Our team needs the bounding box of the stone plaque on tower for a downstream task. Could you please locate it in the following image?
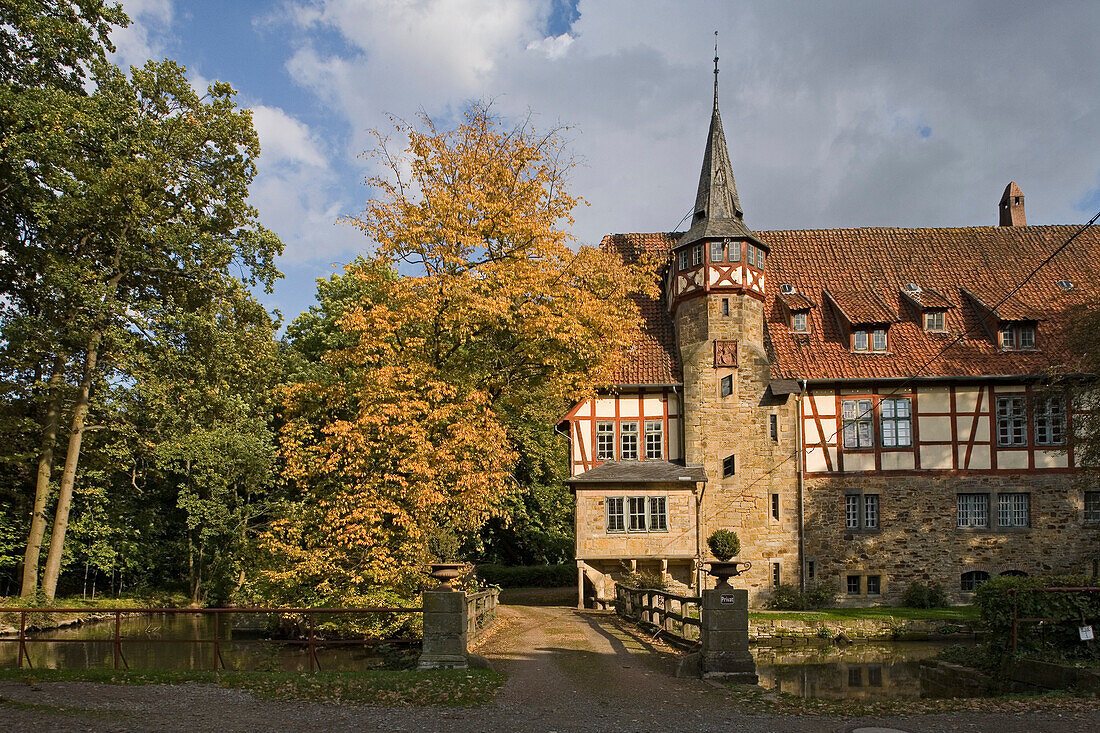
[714,340,738,368]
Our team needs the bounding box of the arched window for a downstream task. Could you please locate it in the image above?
[999,570,1028,577]
[961,570,990,592]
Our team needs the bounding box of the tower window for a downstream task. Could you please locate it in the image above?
[772,562,781,587]
[769,414,778,441]
[710,241,724,262]
[721,298,730,316]
[692,245,703,266]
[771,493,780,520]
[719,374,733,397]
[755,247,765,268]
[678,249,689,271]
[747,244,756,267]
[722,454,735,478]
[729,242,741,262]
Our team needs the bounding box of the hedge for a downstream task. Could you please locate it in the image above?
[973,574,1100,660]
[475,564,576,588]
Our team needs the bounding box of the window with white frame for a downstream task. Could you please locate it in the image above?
[628,496,647,531]
[620,421,639,460]
[999,324,1016,349]
[747,244,756,267]
[755,246,766,268]
[1019,325,1035,348]
[729,241,741,261]
[1000,323,1036,350]
[845,493,879,530]
[596,421,615,461]
[872,328,887,351]
[1035,396,1066,446]
[678,249,689,271]
[957,493,989,529]
[842,399,874,449]
[996,396,1027,446]
[644,420,663,459]
[792,311,808,332]
[692,244,703,266]
[710,241,724,262]
[853,330,869,351]
[1085,491,1100,524]
[648,496,668,531]
[924,311,946,331]
[606,495,668,533]
[997,493,1030,528]
[880,398,912,447]
[606,497,625,532]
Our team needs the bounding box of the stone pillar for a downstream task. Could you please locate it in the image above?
[417,590,468,670]
[700,588,757,682]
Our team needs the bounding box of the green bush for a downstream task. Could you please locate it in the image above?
[706,529,740,561]
[617,569,668,591]
[766,583,836,610]
[902,581,948,609]
[475,564,575,588]
[973,574,1100,661]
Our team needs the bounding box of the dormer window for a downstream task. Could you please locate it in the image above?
[924,311,946,332]
[853,328,887,353]
[792,312,808,333]
[999,323,1036,350]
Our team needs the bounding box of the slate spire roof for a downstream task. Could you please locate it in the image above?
[680,53,757,247]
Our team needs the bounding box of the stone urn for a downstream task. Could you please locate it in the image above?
[428,562,468,591]
[706,560,751,588]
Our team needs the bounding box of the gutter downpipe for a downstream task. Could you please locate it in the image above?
[797,379,807,594]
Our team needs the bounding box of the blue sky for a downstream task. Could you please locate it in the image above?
[112,0,1100,326]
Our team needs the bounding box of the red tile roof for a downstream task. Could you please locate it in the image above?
[824,289,898,324]
[777,291,816,311]
[601,226,1100,383]
[601,234,681,384]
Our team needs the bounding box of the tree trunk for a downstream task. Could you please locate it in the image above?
[21,359,66,597]
[41,334,101,601]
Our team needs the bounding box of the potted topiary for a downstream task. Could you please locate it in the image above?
[706,529,750,587]
[426,529,468,591]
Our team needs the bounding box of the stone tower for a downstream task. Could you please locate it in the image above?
[666,60,801,601]
[999,181,1026,226]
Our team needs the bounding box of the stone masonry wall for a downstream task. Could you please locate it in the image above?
[804,472,1100,605]
[677,291,802,607]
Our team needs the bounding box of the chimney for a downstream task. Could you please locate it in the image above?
[998,181,1026,226]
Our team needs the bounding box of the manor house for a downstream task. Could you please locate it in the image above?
[562,79,1100,608]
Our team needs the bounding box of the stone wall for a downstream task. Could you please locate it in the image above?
[677,291,802,607]
[804,472,1100,605]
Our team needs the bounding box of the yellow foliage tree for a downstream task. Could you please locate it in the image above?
[254,103,656,607]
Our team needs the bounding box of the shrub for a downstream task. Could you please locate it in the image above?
[973,573,1100,661]
[475,564,576,588]
[902,581,948,609]
[617,569,668,591]
[766,583,835,610]
[706,529,741,561]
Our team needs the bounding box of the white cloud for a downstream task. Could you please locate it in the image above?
[251,105,328,168]
[111,0,174,69]
[271,0,1100,251]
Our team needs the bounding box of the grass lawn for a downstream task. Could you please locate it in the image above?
[0,593,189,610]
[749,606,979,622]
[0,667,505,707]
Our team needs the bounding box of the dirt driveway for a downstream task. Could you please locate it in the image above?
[1,601,1099,732]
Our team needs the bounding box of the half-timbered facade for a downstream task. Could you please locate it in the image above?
[564,77,1100,608]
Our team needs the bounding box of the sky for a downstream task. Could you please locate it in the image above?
[110,0,1100,325]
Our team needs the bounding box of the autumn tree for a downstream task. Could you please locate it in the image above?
[257,104,655,607]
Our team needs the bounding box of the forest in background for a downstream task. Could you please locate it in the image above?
[0,1,651,607]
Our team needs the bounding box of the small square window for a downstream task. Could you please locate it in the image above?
[866,575,881,594]
[720,374,733,398]
[846,575,861,595]
[924,311,946,331]
[792,311,808,332]
[722,454,735,478]
[1085,491,1100,524]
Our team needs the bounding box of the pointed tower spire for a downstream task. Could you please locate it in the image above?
[681,36,752,247]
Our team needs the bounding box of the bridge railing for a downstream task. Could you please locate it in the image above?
[615,585,701,647]
[465,588,499,645]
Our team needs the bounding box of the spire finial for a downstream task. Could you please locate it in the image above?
[713,30,719,110]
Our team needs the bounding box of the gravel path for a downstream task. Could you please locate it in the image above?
[2,602,1099,732]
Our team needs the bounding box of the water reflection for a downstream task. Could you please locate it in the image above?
[0,613,411,672]
[753,641,962,700]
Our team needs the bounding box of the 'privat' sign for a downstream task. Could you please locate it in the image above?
[1080,625,1094,641]
[720,594,737,605]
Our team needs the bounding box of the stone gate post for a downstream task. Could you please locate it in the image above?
[699,587,757,682]
[417,590,469,670]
